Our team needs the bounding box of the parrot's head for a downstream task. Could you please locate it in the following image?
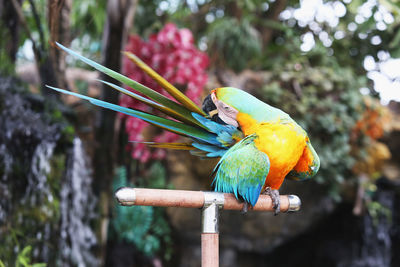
[202,87,262,128]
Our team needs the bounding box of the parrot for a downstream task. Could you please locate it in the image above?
[48,43,320,214]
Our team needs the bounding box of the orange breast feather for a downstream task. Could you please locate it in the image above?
[292,139,315,174]
[237,113,307,190]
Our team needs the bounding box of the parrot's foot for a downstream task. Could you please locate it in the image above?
[263,187,280,215]
[241,202,250,214]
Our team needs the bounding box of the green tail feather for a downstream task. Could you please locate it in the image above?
[56,42,200,125]
[98,79,205,128]
[47,85,219,145]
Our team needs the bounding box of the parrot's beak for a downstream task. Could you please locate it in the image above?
[202,94,216,114]
[201,93,228,125]
[208,109,218,117]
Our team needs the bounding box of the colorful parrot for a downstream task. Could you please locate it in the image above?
[48,43,320,214]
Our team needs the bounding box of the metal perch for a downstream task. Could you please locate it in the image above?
[115,187,301,267]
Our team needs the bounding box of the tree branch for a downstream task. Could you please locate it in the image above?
[10,0,38,54]
[11,0,59,97]
[27,0,46,52]
[93,0,138,265]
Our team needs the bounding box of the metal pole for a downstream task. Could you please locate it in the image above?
[201,192,224,267]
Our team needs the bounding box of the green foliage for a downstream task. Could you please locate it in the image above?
[75,80,89,95]
[71,0,107,39]
[21,0,50,49]
[134,0,165,36]
[367,201,392,227]
[0,44,15,76]
[208,18,261,72]
[68,0,105,64]
[0,154,64,265]
[15,246,46,267]
[111,162,173,260]
[0,246,46,267]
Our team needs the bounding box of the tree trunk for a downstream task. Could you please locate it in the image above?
[26,0,58,97]
[48,0,72,90]
[9,0,60,97]
[0,0,21,67]
[93,0,137,265]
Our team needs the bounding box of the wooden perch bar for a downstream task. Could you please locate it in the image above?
[114,187,301,212]
[115,187,301,267]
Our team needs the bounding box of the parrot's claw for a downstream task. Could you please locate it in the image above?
[263,187,281,215]
[241,202,249,214]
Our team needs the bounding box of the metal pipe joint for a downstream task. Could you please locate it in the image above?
[202,192,225,234]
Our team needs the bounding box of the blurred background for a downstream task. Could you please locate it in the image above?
[1,0,400,266]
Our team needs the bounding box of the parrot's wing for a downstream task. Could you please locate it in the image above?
[143,113,243,158]
[189,112,244,157]
[286,139,320,181]
[213,135,270,207]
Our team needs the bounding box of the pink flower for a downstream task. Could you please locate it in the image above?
[119,23,209,162]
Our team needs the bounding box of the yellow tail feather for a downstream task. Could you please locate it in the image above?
[123,51,206,116]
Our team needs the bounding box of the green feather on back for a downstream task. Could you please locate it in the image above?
[213,134,270,206]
